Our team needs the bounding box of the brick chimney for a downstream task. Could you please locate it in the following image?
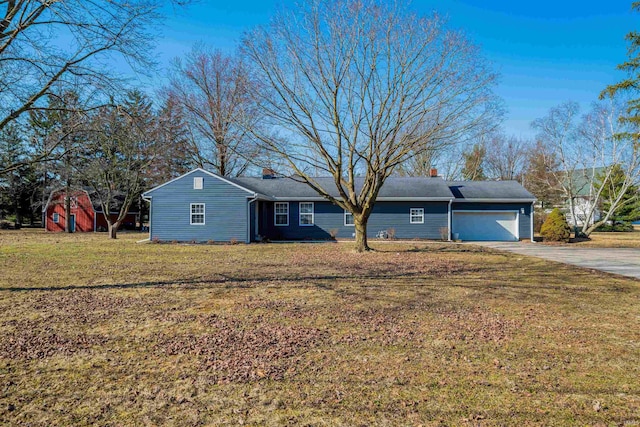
[262,168,276,179]
[429,168,438,177]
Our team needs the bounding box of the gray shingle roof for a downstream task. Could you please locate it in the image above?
[230,176,454,200]
[446,180,535,201]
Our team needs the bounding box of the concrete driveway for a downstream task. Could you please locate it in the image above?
[472,242,640,280]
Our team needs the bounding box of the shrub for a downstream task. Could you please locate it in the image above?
[386,228,396,240]
[540,208,571,242]
[595,222,635,232]
[439,227,449,241]
[229,237,238,245]
[329,229,339,240]
[0,220,12,230]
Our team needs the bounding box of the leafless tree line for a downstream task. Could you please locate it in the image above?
[1,0,638,244]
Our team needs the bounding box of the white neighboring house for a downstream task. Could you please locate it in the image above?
[568,196,600,227]
[563,167,605,227]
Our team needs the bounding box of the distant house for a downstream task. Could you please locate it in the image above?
[565,167,605,227]
[142,168,536,243]
[43,189,138,232]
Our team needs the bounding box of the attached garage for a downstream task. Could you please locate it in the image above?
[452,210,519,241]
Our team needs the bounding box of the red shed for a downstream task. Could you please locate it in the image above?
[43,189,138,232]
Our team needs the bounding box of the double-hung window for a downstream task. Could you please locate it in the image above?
[299,202,314,226]
[410,208,424,224]
[275,202,289,226]
[344,210,354,226]
[190,203,205,225]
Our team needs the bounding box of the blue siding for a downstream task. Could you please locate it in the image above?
[259,200,449,240]
[452,202,532,240]
[149,170,252,242]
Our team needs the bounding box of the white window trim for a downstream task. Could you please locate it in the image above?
[274,202,289,226]
[190,203,205,225]
[53,212,59,223]
[193,177,203,190]
[299,202,314,226]
[344,210,354,226]
[410,208,424,224]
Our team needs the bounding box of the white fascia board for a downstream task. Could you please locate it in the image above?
[379,197,454,202]
[142,168,256,196]
[250,193,272,201]
[453,198,537,203]
[270,197,454,202]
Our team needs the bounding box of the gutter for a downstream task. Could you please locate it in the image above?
[448,199,453,241]
[453,198,537,203]
[530,201,535,243]
[142,195,152,240]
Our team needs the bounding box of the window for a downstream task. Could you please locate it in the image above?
[344,210,354,226]
[190,203,205,225]
[68,196,78,208]
[274,202,289,226]
[410,208,424,224]
[193,177,203,190]
[299,202,314,226]
[53,213,59,223]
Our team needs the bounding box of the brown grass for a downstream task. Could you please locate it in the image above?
[569,229,640,248]
[1,229,639,426]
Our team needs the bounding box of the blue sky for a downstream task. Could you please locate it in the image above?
[148,0,637,138]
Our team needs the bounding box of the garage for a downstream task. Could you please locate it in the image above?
[452,211,519,241]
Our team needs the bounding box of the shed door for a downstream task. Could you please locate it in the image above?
[452,211,518,241]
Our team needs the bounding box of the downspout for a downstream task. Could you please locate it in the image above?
[246,194,258,243]
[448,199,453,241]
[142,195,152,240]
[530,201,535,243]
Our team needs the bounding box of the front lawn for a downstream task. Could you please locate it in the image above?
[570,228,640,248]
[0,230,639,425]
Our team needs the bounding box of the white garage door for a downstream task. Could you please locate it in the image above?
[452,211,518,241]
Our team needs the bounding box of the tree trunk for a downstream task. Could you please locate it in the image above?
[65,193,72,233]
[108,221,121,239]
[354,216,370,252]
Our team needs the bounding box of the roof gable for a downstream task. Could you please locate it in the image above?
[143,168,256,197]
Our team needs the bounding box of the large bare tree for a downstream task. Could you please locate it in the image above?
[82,90,158,239]
[243,0,500,252]
[484,133,530,181]
[165,45,261,176]
[0,0,186,175]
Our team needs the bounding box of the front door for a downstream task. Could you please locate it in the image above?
[69,214,76,232]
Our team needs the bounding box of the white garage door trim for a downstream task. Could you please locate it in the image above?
[452,210,519,241]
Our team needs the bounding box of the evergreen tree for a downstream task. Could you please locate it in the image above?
[600,2,640,140]
[149,94,193,186]
[540,208,571,242]
[0,124,37,224]
[29,91,88,232]
[596,164,640,223]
